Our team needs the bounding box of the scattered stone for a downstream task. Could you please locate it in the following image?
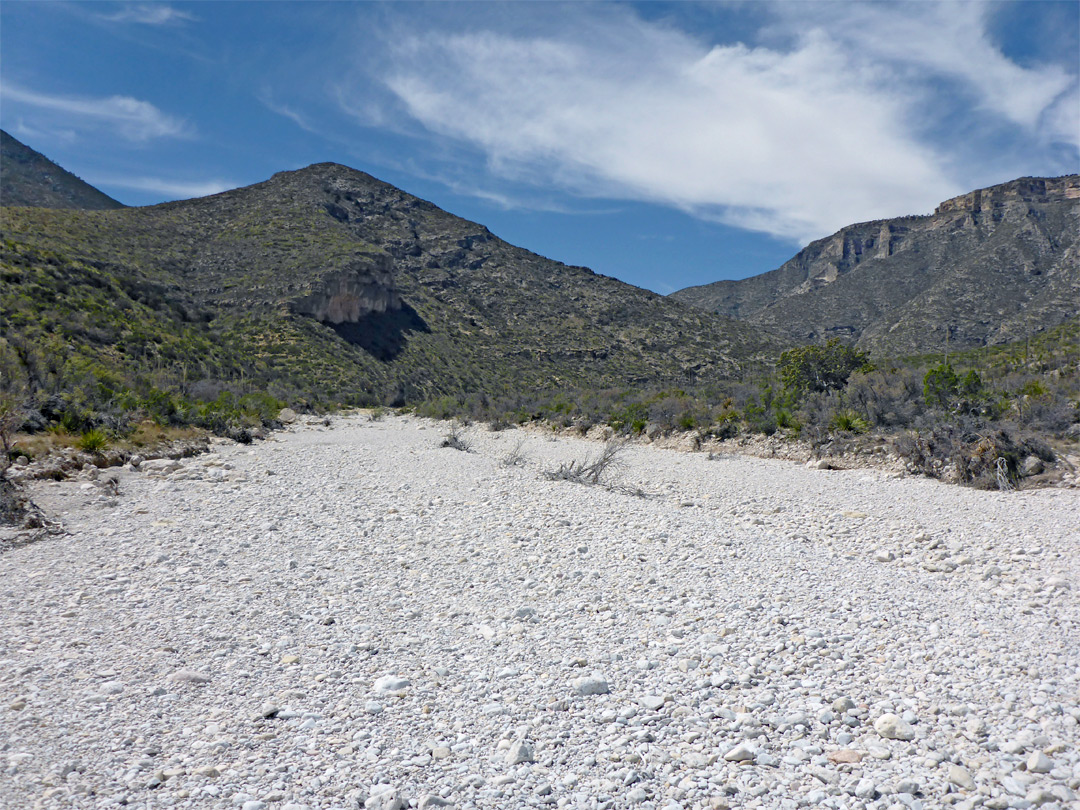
[365,787,403,810]
[506,739,535,765]
[166,668,210,685]
[723,743,756,762]
[259,702,280,718]
[572,675,610,695]
[373,675,410,693]
[854,778,877,799]
[827,749,863,764]
[832,697,856,713]
[874,713,915,740]
[949,765,976,790]
[1026,751,1052,774]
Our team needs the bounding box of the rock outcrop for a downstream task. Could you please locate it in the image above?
[290,254,400,324]
[672,175,1080,354]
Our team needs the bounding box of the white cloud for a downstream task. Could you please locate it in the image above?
[258,89,318,134]
[774,2,1077,145]
[89,175,233,199]
[1,84,191,141]
[341,3,1077,244]
[99,4,197,25]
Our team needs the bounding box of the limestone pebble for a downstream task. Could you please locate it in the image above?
[1,413,1077,810]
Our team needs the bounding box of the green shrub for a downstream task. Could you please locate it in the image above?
[780,339,873,399]
[77,428,109,454]
[676,413,697,431]
[829,410,870,434]
[609,402,648,434]
[775,408,800,432]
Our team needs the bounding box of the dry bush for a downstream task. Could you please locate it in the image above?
[545,441,624,485]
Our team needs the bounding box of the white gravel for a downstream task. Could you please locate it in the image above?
[2,414,1078,810]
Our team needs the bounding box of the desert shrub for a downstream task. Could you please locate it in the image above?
[608,402,648,435]
[500,440,528,467]
[440,424,472,452]
[545,441,624,485]
[774,408,800,432]
[891,417,1054,489]
[923,364,960,409]
[843,368,926,427]
[416,396,462,421]
[77,428,109,454]
[780,339,872,399]
[829,410,870,434]
[0,394,25,471]
[237,391,285,423]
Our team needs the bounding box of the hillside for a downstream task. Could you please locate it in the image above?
[0,130,124,211]
[672,176,1080,355]
[1,160,777,411]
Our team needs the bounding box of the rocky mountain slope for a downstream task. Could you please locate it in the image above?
[0,130,124,210]
[2,154,776,408]
[672,176,1080,355]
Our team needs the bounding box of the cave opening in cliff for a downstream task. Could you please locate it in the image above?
[328,303,430,361]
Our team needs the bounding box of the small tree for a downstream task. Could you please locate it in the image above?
[779,339,872,399]
[0,394,27,472]
[924,365,984,413]
[923,364,960,410]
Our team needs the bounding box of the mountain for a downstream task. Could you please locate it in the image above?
[671,176,1080,355]
[1,161,776,409]
[0,130,125,210]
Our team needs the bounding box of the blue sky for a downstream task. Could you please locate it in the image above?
[1,1,1077,293]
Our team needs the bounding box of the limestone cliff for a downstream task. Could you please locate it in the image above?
[671,175,1080,354]
[290,254,400,324]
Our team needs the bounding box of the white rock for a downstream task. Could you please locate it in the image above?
[874,713,915,740]
[854,778,877,799]
[167,668,210,684]
[723,743,756,762]
[373,675,410,693]
[572,675,610,695]
[506,739,535,765]
[948,765,976,790]
[365,787,403,810]
[1027,751,1052,773]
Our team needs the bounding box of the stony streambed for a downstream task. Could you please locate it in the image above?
[2,414,1077,810]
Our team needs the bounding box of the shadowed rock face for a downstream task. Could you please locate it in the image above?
[672,175,1080,354]
[291,254,400,324]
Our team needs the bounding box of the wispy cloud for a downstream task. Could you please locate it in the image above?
[88,175,233,199]
[258,88,318,134]
[98,4,197,25]
[771,2,1077,147]
[338,2,1077,244]
[1,84,192,141]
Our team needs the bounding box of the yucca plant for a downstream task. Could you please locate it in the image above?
[77,428,109,454]
[829,410,870,434]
